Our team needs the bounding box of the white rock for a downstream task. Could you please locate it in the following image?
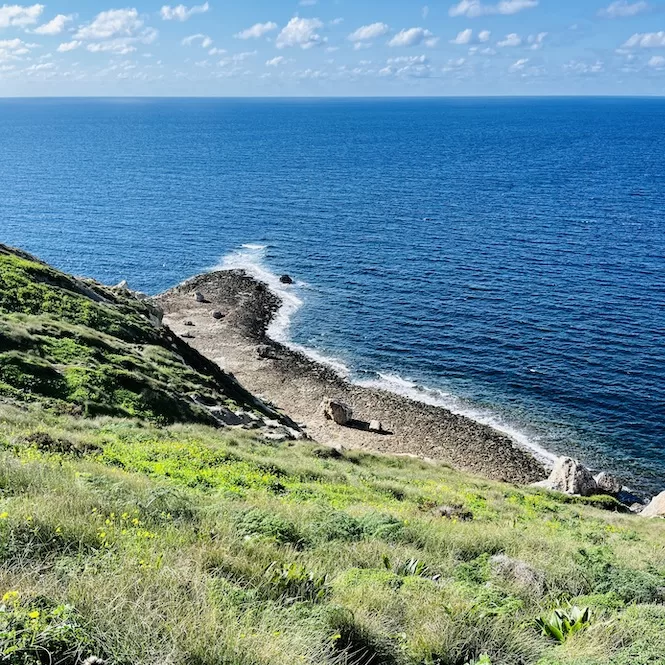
[594,472,623,495]
[535,457,598,497]
[369,420,383,433]
[640,491,665,518]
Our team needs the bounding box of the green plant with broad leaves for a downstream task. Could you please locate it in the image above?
[536,606,591,643]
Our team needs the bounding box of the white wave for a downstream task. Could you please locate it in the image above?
[217,245,557,465]
[355,372,557,466]
[217,245,351,376]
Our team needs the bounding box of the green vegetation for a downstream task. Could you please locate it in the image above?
[1,407,664,665]
[0,244,287,426]
[0,244,663,664]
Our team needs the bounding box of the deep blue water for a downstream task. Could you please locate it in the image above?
[1,98,663,491]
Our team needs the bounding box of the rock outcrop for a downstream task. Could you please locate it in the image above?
[533,457,598,496]
[640,491,665,518]
[594,472,623,495]
[321,398,353,426]
[279,274,294,285]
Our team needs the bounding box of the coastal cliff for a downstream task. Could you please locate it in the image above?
[0,245,664,665]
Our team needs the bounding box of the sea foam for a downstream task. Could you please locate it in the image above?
[218,244,557,466]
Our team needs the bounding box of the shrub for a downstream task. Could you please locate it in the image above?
[262,562,328,604]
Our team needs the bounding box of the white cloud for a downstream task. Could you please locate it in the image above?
[563,59,604,73]
[508,57,529,71]
[0,37,37,62]
[160,2,209,22]
[648,54,665,67]
[276,17,325,49]
[380,54,432,77]
[235,21,278,40]
[388,27,438,48]
[33,13,73,35]
[182,33,212,48]
[623,31,665,47]
[527,32,547,49]
[498,33,522,47]
[0,3,43,28]
[598,1,649,18]
[87,40,137,55]
[348,22,389,42]
[422,5,430,18]
[266,55,288,66]
[57,39,81,52]
[478,29,491,42]
[449,0,538,18]
[208,46,225,55]
[75,9,142,41]
[451,28,473,45]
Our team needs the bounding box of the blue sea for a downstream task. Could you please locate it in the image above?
[1,98,663,491]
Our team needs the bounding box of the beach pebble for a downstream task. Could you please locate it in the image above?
[194,291,206,302]
[369,420,384,433]
[279,274,294,285]
[321,398,352,426]
[184,320,195,327]
[212,310,225,320]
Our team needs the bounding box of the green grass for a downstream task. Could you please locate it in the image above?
[0,245,288,426]
[0,244,663,664]
[0,406,663,665]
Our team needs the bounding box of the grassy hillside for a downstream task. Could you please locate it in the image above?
[0,244,293,428]
[0,246,664,665]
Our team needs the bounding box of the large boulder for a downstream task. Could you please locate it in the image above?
[594,472,623,495]
[640,491,665,518]
[321,398,352,426]
[533,457,598,497]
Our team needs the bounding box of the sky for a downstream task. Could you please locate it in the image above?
[1,1,665,96]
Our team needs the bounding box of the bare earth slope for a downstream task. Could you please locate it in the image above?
[155,270,546,485]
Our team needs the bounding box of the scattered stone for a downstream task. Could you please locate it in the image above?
[368,420,384,433]
[212,310,225,320]
[182,332,195,339]
[490,554,545,593]
[594,472,623,495]
[194,291,206,303]
[640,491,665,518]
[532,457,598,497]
[113,280,129,291]
[279,274,294,285]
[257,345,277,360]
[321,398,353,426]
[82,658,105,665]
[312,445,345,459]
[630,503,645,514]
[432,504,473,521]
[184,320,195,327]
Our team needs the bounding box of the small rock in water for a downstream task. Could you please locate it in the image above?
[368,420,384,433]
[279,274,294,285]
[194,291,206,303]
[321,398,352,426]
[212,310,225,320]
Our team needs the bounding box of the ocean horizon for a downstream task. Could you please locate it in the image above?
[2,96,663,491]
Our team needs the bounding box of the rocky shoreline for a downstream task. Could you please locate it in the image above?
[151,268,665,513]
[155,269,547,485]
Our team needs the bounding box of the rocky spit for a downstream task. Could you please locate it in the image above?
[154,269,547,485]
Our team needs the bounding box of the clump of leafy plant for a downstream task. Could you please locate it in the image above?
[262,561,328,604]
[536,605,591,643]
[0,591,92,665]
[383,555,440,580]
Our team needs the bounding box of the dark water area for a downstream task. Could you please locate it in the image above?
[1,97,663,491]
